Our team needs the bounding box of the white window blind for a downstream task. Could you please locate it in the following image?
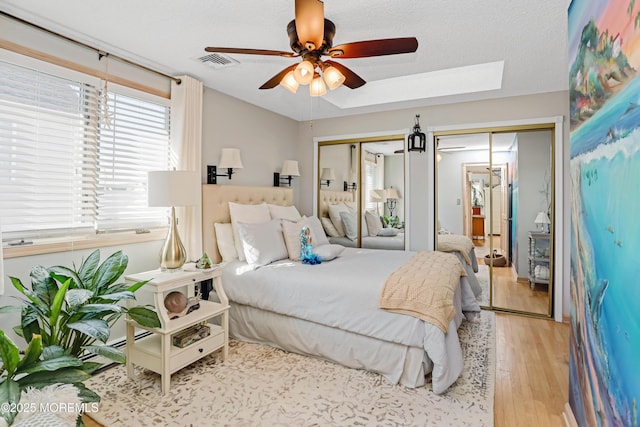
[364,160,379,212]
[0,60,171,240]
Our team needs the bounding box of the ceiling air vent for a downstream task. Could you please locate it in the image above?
[197,53,239,69]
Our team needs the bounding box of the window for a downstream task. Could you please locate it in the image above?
[0,59,171,241]
[364,159,380,212]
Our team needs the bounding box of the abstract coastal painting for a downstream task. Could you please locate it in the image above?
[569,0,640,425]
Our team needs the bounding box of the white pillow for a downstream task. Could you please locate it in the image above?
[229,202,271,261]
[214,223,237,262]
[361,213,369,237]
[377,227,399,237]
[328,203,350,237]
[344,201,357,213]
[339,211,358,241]
[365,211,382,237]
[321,217,340,238]
[302,215,330,246]
[268,204,302,222]
[237,219,288,268]
[314,244,345,261]
[282,220,317,261]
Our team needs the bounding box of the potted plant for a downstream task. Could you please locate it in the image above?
[0,249,160,425]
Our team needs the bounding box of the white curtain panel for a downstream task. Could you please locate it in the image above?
[171,76,204,262]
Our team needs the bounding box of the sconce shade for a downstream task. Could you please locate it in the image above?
[280,71,299,93]
[408,114,426,153]
[535,211,550,225]
[385,187,401,200]
[281,160,300,176]
[219,148,243,169]
[309,73,327,96]
[323,65,345,90]
[294,60,315,85]
[148,170,199,207]
[370,189,386,202]
[320,167,336,181]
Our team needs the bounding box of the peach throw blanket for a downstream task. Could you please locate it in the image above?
[378,251,466,332]
[437,234,474,266]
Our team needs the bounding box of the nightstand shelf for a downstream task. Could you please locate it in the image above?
[528,232,551,289]
[125,266,229,395]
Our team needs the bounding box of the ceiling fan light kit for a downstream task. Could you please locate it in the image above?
[204,0,418,97]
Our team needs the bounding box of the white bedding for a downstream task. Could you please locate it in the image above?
[221,247,480,393]
[328,233,405,250]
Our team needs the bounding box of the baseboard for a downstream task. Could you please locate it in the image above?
[563,402,578,427]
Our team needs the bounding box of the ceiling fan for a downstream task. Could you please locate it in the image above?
[205,0,418,96]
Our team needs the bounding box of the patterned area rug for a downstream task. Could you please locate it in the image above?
[477,263,490,307]
[86,311,495,427]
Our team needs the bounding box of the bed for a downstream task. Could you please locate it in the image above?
[202,184,481,394]
[318,189,405,250]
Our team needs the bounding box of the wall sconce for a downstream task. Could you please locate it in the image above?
[343,181,357,191]
[408,114,426,153]
[274,160,300,187]
[320,168,335,187]
[207,148,243,184]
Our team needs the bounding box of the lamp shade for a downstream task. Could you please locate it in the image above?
[320,167,336,181]
[309,73,327,97]
[385,188,401,200]
[148,170,199,207]
[323,65,345,90]
[281,160,300,177]
[293,60,314,85]
[219,148,243,169]
[535,211,550,225]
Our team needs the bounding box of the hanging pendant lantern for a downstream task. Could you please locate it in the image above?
[407,114,426,152]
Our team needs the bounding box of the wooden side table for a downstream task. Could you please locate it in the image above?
[125,266,229,395]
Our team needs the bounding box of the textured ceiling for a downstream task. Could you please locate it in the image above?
[0,0,569,121]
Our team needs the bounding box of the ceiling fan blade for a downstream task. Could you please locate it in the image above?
[259,64,298,89]
[205,47,297,58]
[324,60,365,89]
[295,0,325,51]
[328,37,418,59]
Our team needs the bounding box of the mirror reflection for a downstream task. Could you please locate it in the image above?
[436,129,553,317]
[317,139,405,250]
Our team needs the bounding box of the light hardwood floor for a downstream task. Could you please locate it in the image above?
[84,313,570,427]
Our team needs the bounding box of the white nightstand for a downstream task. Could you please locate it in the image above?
[124,265,229,395]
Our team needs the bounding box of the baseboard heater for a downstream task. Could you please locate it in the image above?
[82,330,152,375]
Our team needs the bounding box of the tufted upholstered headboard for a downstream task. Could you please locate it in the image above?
[319,190,355,218]
[201,184,294,264]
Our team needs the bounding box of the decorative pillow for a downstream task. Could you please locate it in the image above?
[302,215,330,246]
[328,203,350,237]
[268,204,302,222]
[344,201,357,213]
[214,223,237,262]
[365,210,382,237]
[321,216,340,238]
[282,219,317,261]
[377,227,399,237]
[339,211,358,241]
[314,244,345,261]
[237,219,288,268]
[361,213,369,237]
[229,202,271,261]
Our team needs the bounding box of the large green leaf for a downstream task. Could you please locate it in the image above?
[92,251,127,290]
[42,346,65,360]
[9,277,47,309]
[78,250,101,288]
[80,361,103,374]
[49,278,71,329]
[83,345,126,364]
[66,319,110,343]
[30,265,59,306]
[19,355,83,374]
[0,306,21,314]
[17,367,91,387]
[0,378,20,425]
[74,382,101,403]
[65,289,94,308]
[0,331,20,376]
[77,304,123,315]
[126,279,150,293]
[127,306,161,328]
[21,306,42,343]
[99,291,135,301]
[16,334,43,371]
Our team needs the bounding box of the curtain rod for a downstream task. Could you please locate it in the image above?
[2,11,181,84]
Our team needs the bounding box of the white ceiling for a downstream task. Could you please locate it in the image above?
[0,0,569,122]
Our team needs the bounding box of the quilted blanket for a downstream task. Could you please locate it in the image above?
[437,234,474,266]
[378,251,466,332]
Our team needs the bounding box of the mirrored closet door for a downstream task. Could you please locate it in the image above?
[317,136,405,250]
[435,125,555,318]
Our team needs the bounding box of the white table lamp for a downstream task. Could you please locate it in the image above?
[148,170,199,270]
[534,211,551,233]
